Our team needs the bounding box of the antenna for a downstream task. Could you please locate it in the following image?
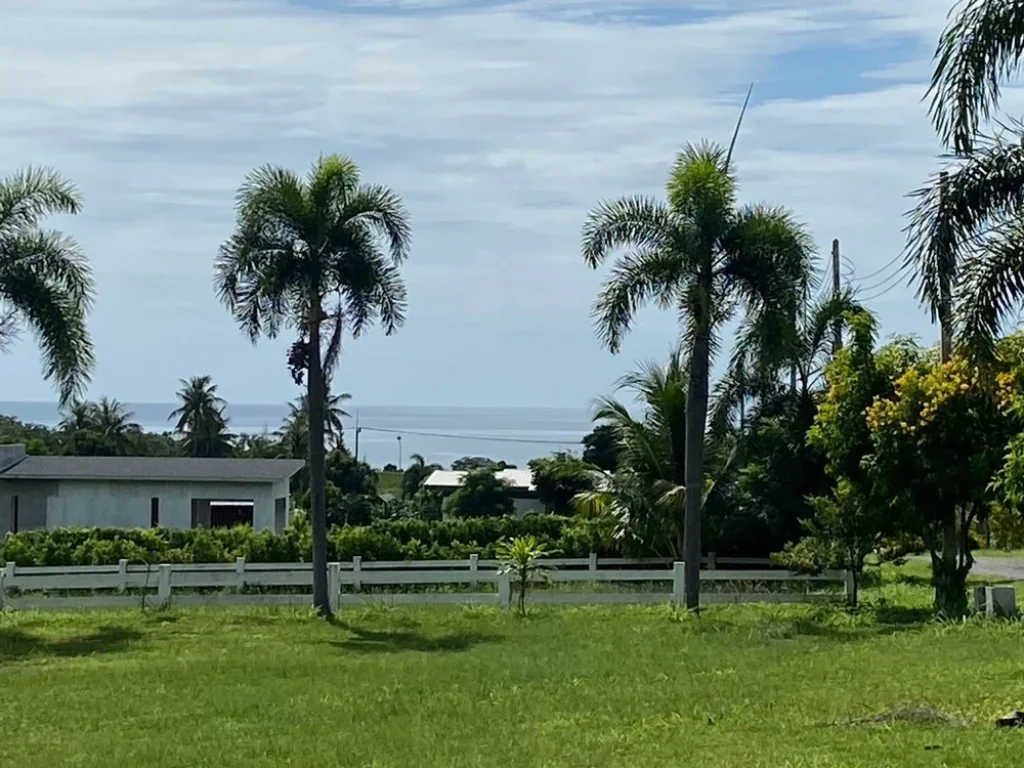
[725,82,754,170]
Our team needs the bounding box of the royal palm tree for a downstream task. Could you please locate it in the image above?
[214,154,411,616]
[0,167,95,406]
[168,376,232,458]
[582,142,813,608]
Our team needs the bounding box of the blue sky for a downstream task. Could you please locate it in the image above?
[1,0,1014,408]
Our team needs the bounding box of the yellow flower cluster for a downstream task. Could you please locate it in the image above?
[865,358,984,436]
[996,370,1018,410]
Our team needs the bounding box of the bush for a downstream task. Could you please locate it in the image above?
[0,515,622,567]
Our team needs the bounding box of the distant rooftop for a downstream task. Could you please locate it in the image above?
[0,444,303,483]
[422,468,535,491]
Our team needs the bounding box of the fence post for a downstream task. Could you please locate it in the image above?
[588,552,598,581]
[468,554,479,590]
[352,556,362,592]
[235,557,246,589]
[117,559,129,592]
[0,568,5,609]
[706,552,717,571]
[328,562,341,614]
[844,569,855,604]
[157,564,172,608]
[498,571,512,610]
[4,561,14,580]
[672,561,685,606]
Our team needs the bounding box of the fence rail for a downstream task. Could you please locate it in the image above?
[0,555,848,612]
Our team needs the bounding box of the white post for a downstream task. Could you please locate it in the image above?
[4,561,14,580]
[588,552,598,581]
[706,552,717,570]
[469,554,479,591]
[672,561,685,606]
[352,556,362,592]
[498,571,512,610]
[235,556,246,589]
[844,569,856,604]
[328,562,341,614]
[118,558,129,593]
[0,568,5,609]
[157,564,172,608]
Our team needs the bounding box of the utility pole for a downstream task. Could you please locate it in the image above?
[397,435,402,468]
[831,238,842,356]
[353,411,361,460]
[937,171,954,363]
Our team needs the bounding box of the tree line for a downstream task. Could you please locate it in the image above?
[5,0,1024,616]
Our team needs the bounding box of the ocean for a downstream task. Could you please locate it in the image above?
[0,402,596,469]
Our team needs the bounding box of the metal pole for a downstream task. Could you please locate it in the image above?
[397,435,402,468]
[831,238,842,356]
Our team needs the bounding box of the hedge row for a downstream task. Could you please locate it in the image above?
[0,514,621,567]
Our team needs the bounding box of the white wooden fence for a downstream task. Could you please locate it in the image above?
[0,555,850,612]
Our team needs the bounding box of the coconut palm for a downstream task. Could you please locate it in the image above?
[287,391,352,449]
[402,452,441,499]
[582,142,813,608]
[59,400,99,433]
[94,397,141,456]
[0,167,95,406]
[214,154,411,616]
[169,376,233,458]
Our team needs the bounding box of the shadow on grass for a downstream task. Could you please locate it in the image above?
[0,625,144,663]
[329,621,503,654]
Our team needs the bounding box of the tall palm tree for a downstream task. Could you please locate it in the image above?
[0,167,95,406]
[582,142,813,609]
[168,376,232,458]
[214,154,411,616]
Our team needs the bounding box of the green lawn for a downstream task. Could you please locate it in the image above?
[3,579,1024,767]
[377,470,403,496]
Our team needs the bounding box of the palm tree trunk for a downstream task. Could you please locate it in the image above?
[306,309,331,617]
[683,320,711,611]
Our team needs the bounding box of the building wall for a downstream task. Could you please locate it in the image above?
[0,479,290,533]
[511,497,545,518]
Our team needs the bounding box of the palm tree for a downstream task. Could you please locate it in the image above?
[928,0,1024,155]
[59,400,98,432]
[94,397,141,456]
[573,351,737,558]
[402,452,441,499]
[0,167,95,406]
[582,142,813,609]
[214,154,411,616]
[168,376,233,458]
[288,391,352,449]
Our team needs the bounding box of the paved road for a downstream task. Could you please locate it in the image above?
[972,556,1024,581]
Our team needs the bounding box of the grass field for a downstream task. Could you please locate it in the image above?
[2,577,1024,767]
[377,470,403,496]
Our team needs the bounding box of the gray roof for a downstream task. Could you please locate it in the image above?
[0,456,305,483]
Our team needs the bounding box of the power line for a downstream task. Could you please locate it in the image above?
[355,424,581,446]
[848,253,903,283]
[859,281,905,303]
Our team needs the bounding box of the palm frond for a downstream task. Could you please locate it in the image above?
[591,248,689,353]
[0,167,81,234]
[666,142,737,242]
[340,184,413,265]
[580,196,675,268]
[957,220,1024,356]
[928,0,1024,153]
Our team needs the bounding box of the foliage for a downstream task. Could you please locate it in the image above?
[527,452,596,514]
[214,153,411,615]
[59,397,143,457]
[581,140,813,608]
[0,166,95,406]
[496,535,559,613]
[168,375,233,458]
[865,354,1013,614]
[0,515,615,566]
[443,469,515,519]
[450,456,513,471]
[401,453,441,499]
[581,424,619,472]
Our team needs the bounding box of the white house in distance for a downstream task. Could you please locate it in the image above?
[0,444,304,534]
[422,468,545,518]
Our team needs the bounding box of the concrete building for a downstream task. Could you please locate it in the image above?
[0,444,304,534]
[422,468,545,518]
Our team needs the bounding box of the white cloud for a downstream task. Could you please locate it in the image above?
[0,0,975,406]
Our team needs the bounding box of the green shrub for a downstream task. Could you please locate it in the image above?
[0,514,623,567]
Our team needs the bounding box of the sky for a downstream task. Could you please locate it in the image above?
[0,0,1011,409]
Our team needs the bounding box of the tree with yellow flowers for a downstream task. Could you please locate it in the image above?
[865,355,1014,615]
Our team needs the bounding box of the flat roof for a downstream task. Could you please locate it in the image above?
[422,468,535,491]
[0,456,305,483]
